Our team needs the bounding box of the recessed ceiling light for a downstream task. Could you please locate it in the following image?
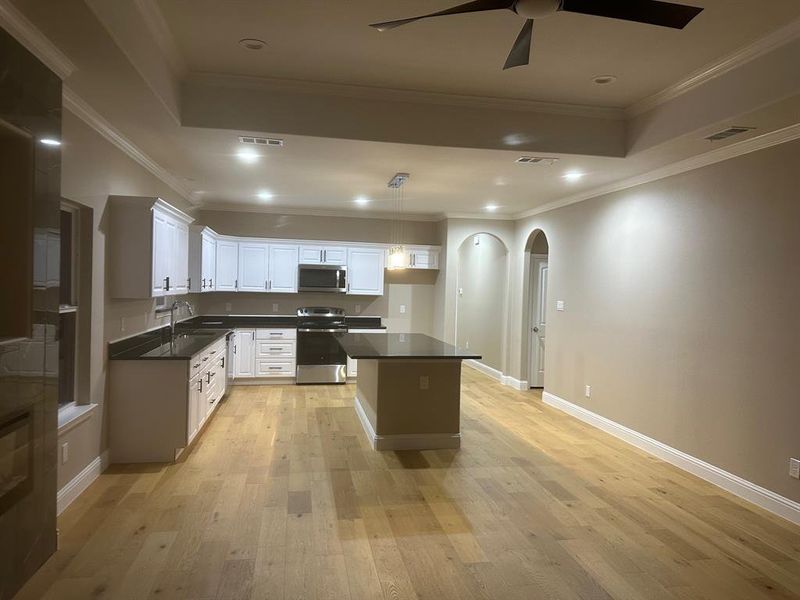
[237,149,259,164]
[39,138,61,146]
[256,190,273,200]
[485,204,498,212]
[239,38,266,50]
[354,196,370,206]
[563,171,584,182]
[593,75,617,85]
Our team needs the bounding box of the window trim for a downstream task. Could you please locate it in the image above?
[59,202,81,412]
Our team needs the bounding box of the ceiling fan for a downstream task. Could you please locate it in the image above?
[370,0,703,70]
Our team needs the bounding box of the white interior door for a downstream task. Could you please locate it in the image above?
[529,256,548,388]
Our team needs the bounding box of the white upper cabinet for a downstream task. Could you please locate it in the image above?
[299,245,348,265]
[238,241,269,292]
[109,197,194,299]
[268,244,299,293]
[408,247,439,270]
[215,238,239,291]
[347,247,385,295]
[189,227,218,292]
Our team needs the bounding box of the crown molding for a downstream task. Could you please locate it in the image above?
[198,201,444,222]
[443,211,515,221]
[132,0,187,77]
[0,0,76,79]
[188,72,625,121]
[628,17,800,117]
[513,122,800,221]
[63,86,195,203]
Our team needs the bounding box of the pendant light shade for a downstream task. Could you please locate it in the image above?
[387,172,410,270]
[387,245,408,270]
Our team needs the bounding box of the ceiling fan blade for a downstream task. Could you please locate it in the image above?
[560,0,703,29]
[503,19,533,70]
[370,0,515,31]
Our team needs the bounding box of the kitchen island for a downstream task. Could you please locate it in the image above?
[337,333,481,450]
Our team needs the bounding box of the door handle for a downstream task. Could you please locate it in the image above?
[533,327,539,333]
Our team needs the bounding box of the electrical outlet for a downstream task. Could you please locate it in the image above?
[399,304,406,314]
[120,317,126,332]
[419,376,429,390]
[225,302,232,312]
[61,442,69,465]
[272,303,279,312]
[790,458,800,480]
[585,385,591,398]
[458,287,463,296]
[355,304,361,314]
[556,300,566,311]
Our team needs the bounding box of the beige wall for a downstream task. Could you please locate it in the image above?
[198,209,439,245]
[504,140,800,502]
[455,233,508,370]
[58,110,194,489]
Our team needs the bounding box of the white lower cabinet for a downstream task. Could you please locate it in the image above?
[346,328,386,378]
[233,328,296,381]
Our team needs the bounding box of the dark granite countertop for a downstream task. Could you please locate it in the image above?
[180,315,385,330]
[109,328,231,360]
[337,333,481,360]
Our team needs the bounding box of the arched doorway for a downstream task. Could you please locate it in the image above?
[525,230,549,388]
[455,233,509,373]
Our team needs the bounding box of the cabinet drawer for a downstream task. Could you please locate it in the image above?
[256,328,296,340]
[256,360,295,377]
[256,341,295,358]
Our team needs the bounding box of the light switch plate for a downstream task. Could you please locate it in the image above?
[790,458,800,479]
[556,300,565,311]
[61,442,69,465]
[585,385,591,398]
[120,317,126,332]
[272,303,279,312]
[419,376,429,390]
[399,304,406,314]
[225,302,232,312]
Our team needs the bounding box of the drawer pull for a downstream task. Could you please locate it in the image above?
[268,366,283,370]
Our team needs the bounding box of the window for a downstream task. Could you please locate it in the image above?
[58,204,79,408]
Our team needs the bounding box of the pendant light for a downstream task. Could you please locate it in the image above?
[387,172,410,270]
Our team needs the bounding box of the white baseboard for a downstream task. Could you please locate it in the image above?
[542,392,800,526]
[354,394,460,451]
[57,450,109,515]
[463,360,529,391]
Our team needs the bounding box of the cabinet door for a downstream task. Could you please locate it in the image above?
[215,239,239,291]
[234,329,256,377]
[321,246,347,265]
[238,242,269,292]
[188,376,202,443]
[201,234,216,291]
[172,223,190,293]
[269,244,298,293]
[151,212,170,296]
[347,248,385,295]
[299,246,323,264]
[410,249,437,269]
[347,356,357,378]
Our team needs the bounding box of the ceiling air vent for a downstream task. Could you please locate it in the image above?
[238,136,284,147]
[704,126,755,142]
[515,156,559,165]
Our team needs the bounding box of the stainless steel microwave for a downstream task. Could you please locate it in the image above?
[298,264,347,293]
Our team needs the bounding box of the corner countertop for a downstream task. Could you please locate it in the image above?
[337,333,481,360]
[109,328,231,360]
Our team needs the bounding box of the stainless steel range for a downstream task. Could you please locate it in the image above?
[295,307,348,384]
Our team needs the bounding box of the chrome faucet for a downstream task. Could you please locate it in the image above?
[156,299,194,340]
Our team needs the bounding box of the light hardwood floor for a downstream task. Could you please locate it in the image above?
[16,367,800,599]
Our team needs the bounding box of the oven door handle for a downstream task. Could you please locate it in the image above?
[297,328,348,333]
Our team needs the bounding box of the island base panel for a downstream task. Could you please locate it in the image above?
[354,359,461,450]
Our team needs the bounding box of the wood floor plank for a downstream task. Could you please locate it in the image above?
[15,368,800,600]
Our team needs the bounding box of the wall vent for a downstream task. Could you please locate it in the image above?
[239,136,284,147]
[704,126,755,142]
[515,156,559,165]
